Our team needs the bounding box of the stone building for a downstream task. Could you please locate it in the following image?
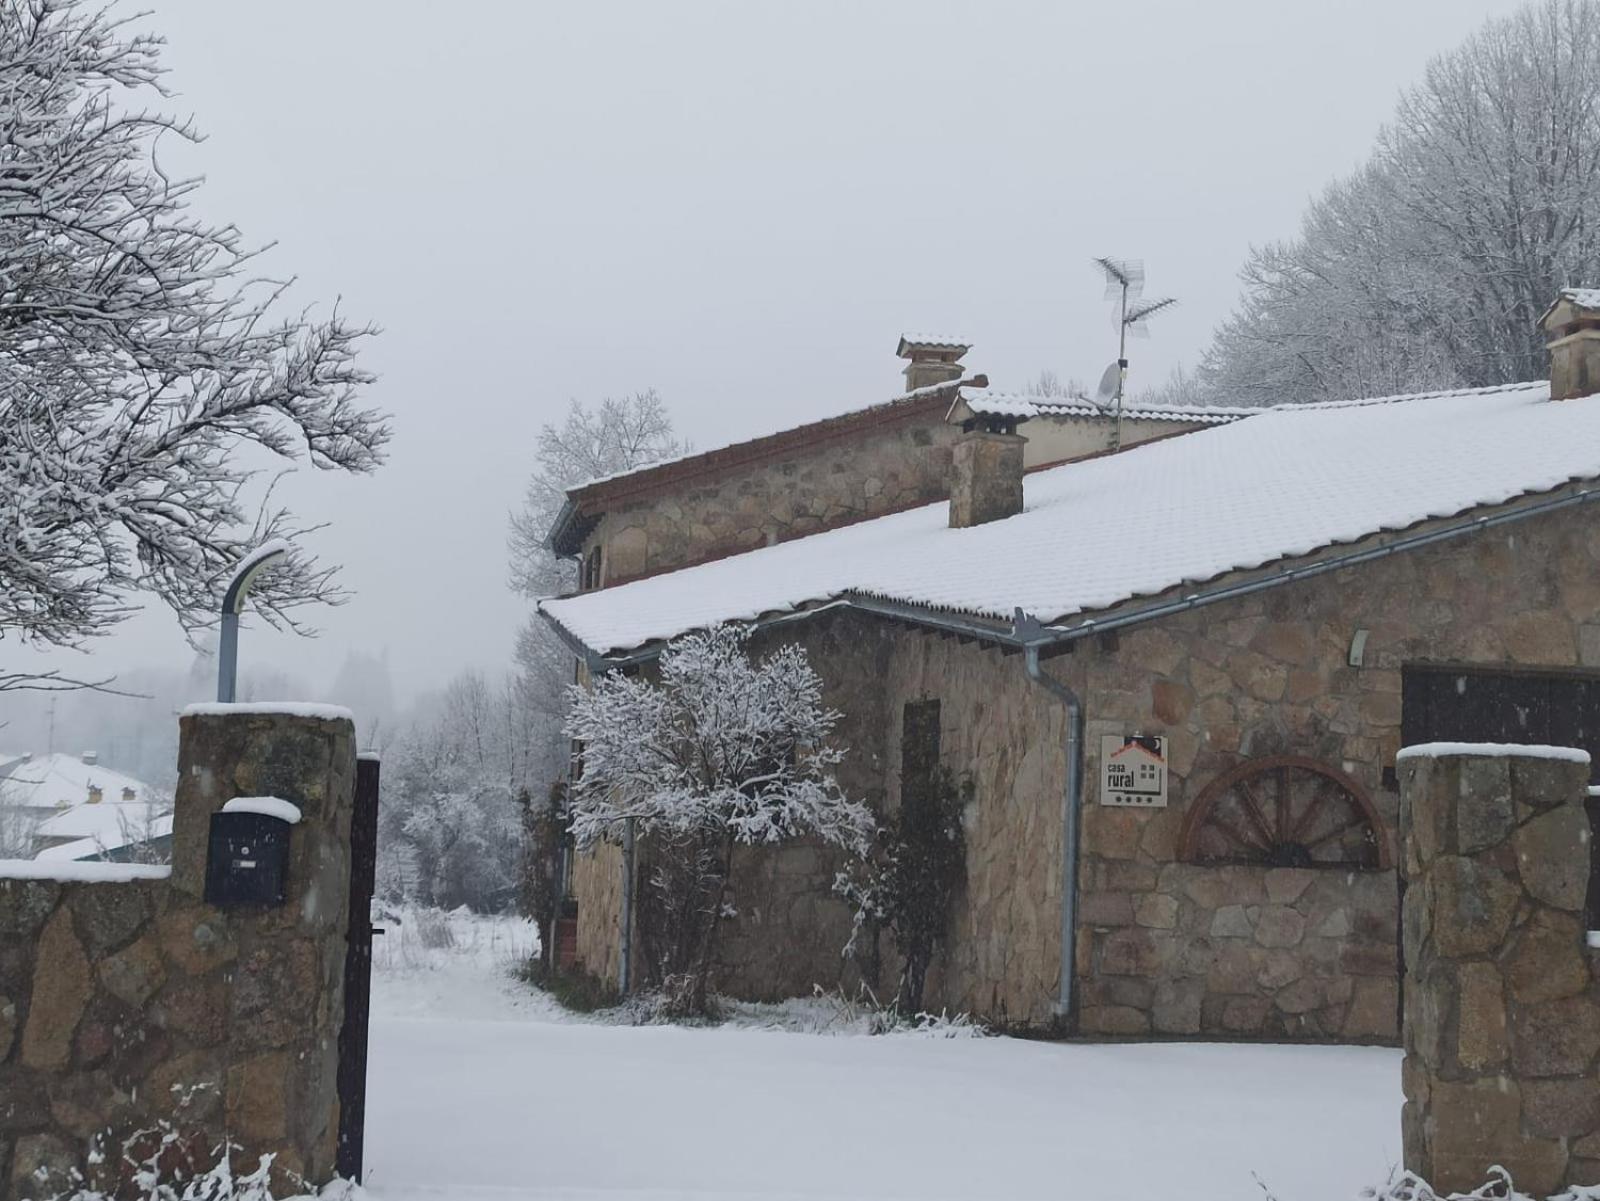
[539,296,1600,1041]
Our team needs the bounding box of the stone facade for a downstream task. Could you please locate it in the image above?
[588,403,962,585]
[572,488,1600,1039]
[0,708,356,1198]
[1400,745,1600,1195]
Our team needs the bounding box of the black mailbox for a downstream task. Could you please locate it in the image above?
[204,810,292,908]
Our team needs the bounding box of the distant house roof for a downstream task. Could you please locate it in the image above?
[34,812,174,863]
[949,386,1255,427]
[0,753,154,811]
[542,379,1600,658]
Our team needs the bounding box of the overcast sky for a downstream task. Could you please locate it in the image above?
[9,0,1530,710]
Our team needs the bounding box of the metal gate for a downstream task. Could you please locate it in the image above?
[337,754,381,1182]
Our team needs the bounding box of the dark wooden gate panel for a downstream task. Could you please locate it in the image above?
[1402,664,1600,928]
[337,754,381,1182]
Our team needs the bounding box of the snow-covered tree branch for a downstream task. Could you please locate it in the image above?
[0,0,389,689]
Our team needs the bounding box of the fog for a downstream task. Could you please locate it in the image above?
[1,0,1526,745]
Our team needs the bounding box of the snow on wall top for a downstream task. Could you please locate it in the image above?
[0,859,171,883]
[180,702,355,722]
[955,387,1255,426]
[543,379,1600,657]
[1396,742,1592,764]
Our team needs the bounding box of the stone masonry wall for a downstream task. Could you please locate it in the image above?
[572,840,624,989]
[0,708,355,1198]
[1400,745,1600,1196]
[566,479,1600,1038]
[592,410,961,584]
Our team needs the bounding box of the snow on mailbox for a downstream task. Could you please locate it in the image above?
[1099,735,1168,808]
[204,796,303,908]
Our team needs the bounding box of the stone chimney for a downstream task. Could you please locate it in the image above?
[949,424,1026,528]
[1541,288,1600,400]
[897,334,970,393]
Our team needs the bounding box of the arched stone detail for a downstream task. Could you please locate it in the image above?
[1177,754,1388,869]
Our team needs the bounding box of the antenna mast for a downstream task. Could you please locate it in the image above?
[1091,257,1177,451]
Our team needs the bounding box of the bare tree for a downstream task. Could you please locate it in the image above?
[507,391,686,599]
[1198,0,1600,405]
[0,0,389,691]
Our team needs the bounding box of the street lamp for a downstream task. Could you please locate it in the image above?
[216,540,290,704]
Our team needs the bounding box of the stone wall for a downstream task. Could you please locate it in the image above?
[592,407,961,585]
[1400,744,1600,1196]
[0,708,355,1198]
[567,481,1600,1039]
[572,840,624,988]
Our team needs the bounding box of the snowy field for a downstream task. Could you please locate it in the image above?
[361,911,1403,1201]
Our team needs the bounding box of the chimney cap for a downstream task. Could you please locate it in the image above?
[1541,288,1600,334]
[897,333,972,359]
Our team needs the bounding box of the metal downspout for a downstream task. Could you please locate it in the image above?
[1016,611,1084,1027]
[620,818,636,994]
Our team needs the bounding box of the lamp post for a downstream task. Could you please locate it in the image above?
[216,540,290,703]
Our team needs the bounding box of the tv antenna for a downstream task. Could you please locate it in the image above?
[1092,257,1176,450]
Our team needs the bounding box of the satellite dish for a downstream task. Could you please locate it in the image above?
[1094,361,1122,405]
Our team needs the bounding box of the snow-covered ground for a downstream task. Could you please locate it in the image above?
[363,910,1403,1201]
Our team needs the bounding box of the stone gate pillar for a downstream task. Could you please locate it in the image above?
[0,702,356,1197]
[171,702,357,1187]
[1399,743,1598,1196]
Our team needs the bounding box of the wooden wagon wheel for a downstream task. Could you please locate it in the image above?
[1177,755,1388,869]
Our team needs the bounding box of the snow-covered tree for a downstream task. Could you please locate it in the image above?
[376,670,536,911]
[0,0,388,692]
[1198,0,1600,405]
[507,391,686,600]
[565,624,873,1013]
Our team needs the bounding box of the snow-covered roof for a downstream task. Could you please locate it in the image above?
[33,812,174,863]
[542,379,1600,656]
[897,333,972,354]
[35,799,171,843]
[952,387,1254,426]
[1559,288,1600,310]
[0,753,155,811]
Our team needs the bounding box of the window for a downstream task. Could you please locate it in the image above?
[581,545,604,591]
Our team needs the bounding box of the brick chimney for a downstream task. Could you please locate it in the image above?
[1541,288,1600,400]
[897,334,970,393]
[949,422,1026,528]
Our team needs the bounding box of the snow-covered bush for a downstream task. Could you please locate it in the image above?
[565,624,874,1015]
[1365,1165,1600,1201]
